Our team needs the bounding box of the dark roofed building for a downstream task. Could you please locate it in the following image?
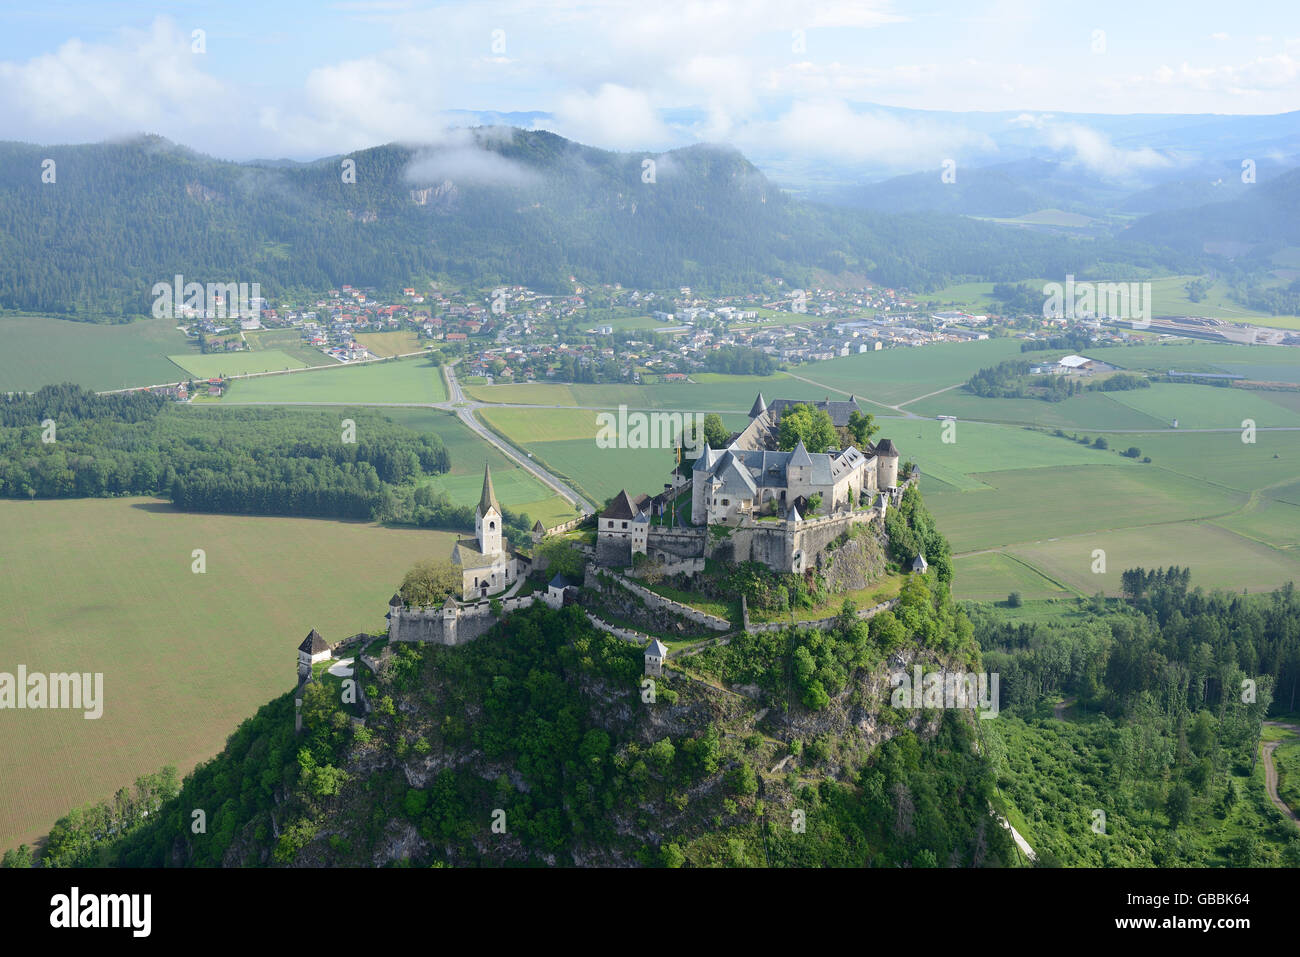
[297,628,332,677]
[765,395,860,428]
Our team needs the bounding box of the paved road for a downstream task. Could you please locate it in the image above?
[439,363,596,516]
[1262,721,1300,828]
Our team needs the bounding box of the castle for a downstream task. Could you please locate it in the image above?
[598,394,908,574]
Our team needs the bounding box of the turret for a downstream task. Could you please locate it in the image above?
[875,438,900,488]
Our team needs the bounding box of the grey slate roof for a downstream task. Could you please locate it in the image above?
[748,393,768,418]
[299,629,329,654]
[646,639,669,657]
[767,396,860,427]
[478,462,501,515]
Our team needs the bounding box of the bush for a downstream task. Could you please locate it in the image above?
[1007,592,1022,608]
[1093,437,1109,450]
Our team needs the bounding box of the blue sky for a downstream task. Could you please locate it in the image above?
[0,1,1296,161]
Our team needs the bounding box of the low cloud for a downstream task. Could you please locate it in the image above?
[540,84,674,150]
[1043,123,1173,178]
[403,130,540,188]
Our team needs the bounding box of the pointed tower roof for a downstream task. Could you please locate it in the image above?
[389,593,404,607]
[786,504,802,523]
[478,462,501,515]
[789,438,814,468]
[298,629,329,654]
[748,393,768,418]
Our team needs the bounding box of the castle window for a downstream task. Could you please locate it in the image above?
[489,520,496,530]
[622,521,628,529]
[723,499,729,506]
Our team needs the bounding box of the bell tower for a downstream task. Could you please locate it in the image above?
[475,462,503,557]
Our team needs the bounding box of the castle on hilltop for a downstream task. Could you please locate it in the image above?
[598,394,911,573]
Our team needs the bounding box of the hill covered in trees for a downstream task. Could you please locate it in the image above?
[0,131,1185,320]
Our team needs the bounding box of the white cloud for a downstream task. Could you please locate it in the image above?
[1044,124,1172,178]
[0,17,227,141]
[403,129,541,187]
[733,98,995,167]
[541,84,673,150]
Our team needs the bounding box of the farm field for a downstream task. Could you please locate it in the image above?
[463,372,824,412]
[905,390,1169,430]
[1088,429,1300,491]
[0,497,459,852]
[1105,383,1300,429]
[1101,341,1300,380]
[1007,522,1300,597]
[0,315,194,392]
[218,356,448,404]
[377,407,577,527]
[482,420,681,505]
[478,406,750,504]
[950,552,1073,602]
[793,338,1025,405]
[243,328,330,366]
[169,350,307,378]
[904,417,1144,480]
[924,464,1244,553]
[354,330,424,357]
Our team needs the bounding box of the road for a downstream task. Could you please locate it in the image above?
[439,363,596,516]
[1261,721,1300,828]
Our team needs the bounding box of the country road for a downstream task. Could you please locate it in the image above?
[1261,722,1300,828]
[439,363,596,516]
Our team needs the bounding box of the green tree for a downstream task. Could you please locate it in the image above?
[777,404,837,453]
[399,559,462,606]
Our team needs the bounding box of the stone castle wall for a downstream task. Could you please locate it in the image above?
[388,595,537,645]
[586,566,730,631]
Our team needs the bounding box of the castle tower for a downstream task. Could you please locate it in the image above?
[875,438,900,489]
[475,463,503,557]
[442,594,460,645]
[748,393,768,419]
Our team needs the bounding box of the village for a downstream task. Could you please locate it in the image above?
[173,275,1129,388]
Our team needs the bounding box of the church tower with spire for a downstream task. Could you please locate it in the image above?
[475,463,502,557]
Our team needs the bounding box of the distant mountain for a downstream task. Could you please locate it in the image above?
[0,130,1153,320]
[1125,167,1300,257]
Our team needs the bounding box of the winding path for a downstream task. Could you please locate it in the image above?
[1261,721,1300,827]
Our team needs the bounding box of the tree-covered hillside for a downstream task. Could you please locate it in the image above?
[0,131,1163,319]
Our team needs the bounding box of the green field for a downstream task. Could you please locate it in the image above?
[170,350,308,378]
[926,464,1245,554]
[0,497,459,852]
[354,331,423,357]
[906,390,1169,430]
[950,552,1073,602]
[478,406,752,505]
[243,328,331,366]
[218,356,448,404]
[0,315,195,391]
[1106,383,1300,429]
[1007,522,1300,597]
[795,339,1026,406]
[464,372,825,413]
[378,407,577,527]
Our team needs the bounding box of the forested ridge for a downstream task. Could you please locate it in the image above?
[0,132,1186,319]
